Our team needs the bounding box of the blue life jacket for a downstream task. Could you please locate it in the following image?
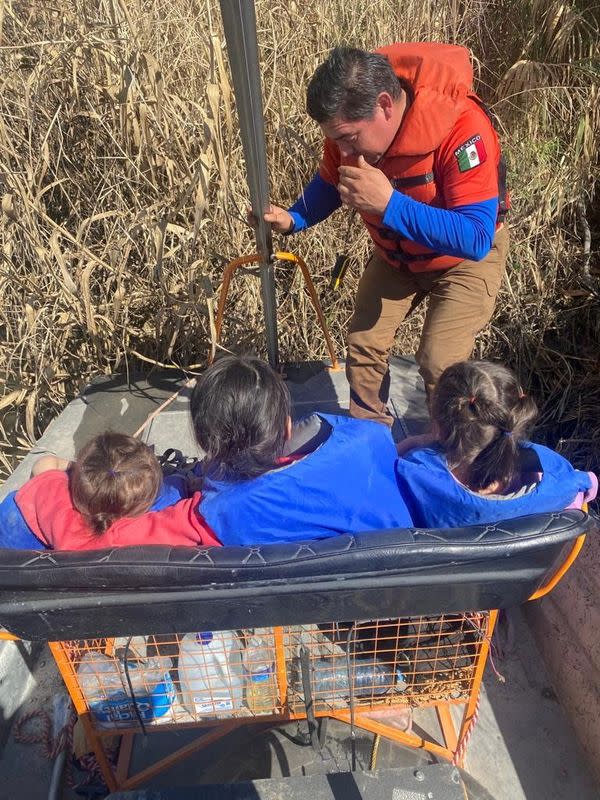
[0,474,188,550]
[198,413,413,545]
[0,492,42,549]
[151,474,189,510]
[395,442,593,529]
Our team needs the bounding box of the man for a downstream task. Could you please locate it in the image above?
[265,43,509,426]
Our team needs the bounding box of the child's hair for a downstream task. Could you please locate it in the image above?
[70,432,162,534]
[190,355,291,481]
[431,360,539,491]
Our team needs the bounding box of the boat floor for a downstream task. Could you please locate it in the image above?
[0,357,597,799]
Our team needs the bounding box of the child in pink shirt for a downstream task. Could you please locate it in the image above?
[12,432,220,551]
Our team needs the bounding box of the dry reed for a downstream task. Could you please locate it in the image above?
[0,0,598,477]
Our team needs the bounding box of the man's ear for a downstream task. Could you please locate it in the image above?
[376,91,394,120]
[285,416,293,441]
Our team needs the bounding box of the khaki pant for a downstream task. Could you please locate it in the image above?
[346,227,509,425]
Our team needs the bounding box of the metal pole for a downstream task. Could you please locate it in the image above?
[219,0,279,367]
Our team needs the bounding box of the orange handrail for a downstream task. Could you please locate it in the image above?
[211,251,339,370]
[275,251,339,371]
[528,533,586,601]
[528,502,590,601]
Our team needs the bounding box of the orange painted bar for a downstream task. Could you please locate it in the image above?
[80,712,119,792]
[211,253,259,365]
[275,251,340,370]
[332,708,452,761]
[453,609,499,766]
[120,720,241,790]
[211,251,340,370]
[48,641,88,716]
[273,626,288,706]
[529,535,586,601]
[436,703,458,751]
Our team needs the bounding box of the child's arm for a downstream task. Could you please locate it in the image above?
[396,432,437,457]
[30,454,71,478]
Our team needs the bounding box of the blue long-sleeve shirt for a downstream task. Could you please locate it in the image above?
[287,172,498,262]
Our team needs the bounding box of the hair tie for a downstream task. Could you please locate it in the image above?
[519,392,526,400]
[500,430,513,438]
[107,468,118,477]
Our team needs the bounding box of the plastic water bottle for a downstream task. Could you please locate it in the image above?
[179,630,244,716]
[305,655,402,699]
[242,629,277,713]
[77,651,175,725]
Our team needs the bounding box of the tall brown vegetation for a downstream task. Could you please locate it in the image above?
[0,0,598,476]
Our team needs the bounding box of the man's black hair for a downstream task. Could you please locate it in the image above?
[190,355,291,481]
[306,46,401,123]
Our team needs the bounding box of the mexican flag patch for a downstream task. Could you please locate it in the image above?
[454,135,487,172]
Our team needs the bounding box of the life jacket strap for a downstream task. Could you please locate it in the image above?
[392,172,434,189]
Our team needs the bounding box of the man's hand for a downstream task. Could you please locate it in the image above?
[338,155,393,216]
[264,204,294,233]
[248,205,294,234]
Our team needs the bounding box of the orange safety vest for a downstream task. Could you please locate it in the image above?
[324,43,508,272]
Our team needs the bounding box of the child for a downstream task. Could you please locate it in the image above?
[395,360,597,528]
[190,354,413,545]
[0,432,220,550]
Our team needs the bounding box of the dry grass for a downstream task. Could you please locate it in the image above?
[0,0,598,477]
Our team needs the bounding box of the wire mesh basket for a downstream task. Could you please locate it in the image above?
[52,612,491,733]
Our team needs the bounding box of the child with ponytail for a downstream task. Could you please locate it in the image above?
[395,360,597,528]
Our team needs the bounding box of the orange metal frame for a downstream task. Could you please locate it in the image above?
[528,534,586,600]
[0,532,587,791]
[211,251,340,370]
[41,615,498,790]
